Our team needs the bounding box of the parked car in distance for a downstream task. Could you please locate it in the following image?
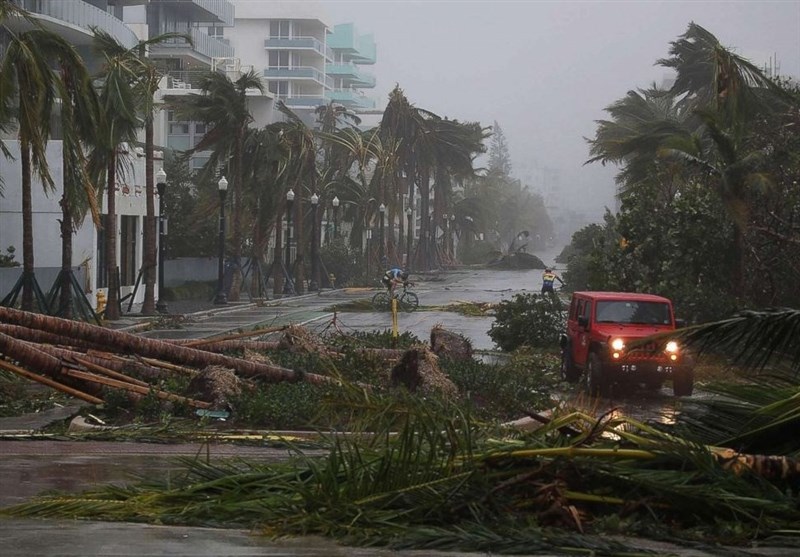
[559,291,694,397]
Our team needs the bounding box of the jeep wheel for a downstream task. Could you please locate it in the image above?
[561,349,581,383]
[587,353,610,397]
[673,368,694,397]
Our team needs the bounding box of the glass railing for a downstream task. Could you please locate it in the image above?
[328,89,376,109]
[283,95,327,108]
[152,28,234,61]
[263,36,333,60]
[326,63,376,88]
[191,0,234,26]
[13,0,138,49]
[264,66,330,88]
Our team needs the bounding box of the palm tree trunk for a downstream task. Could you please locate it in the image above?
[20,138,34,311]
[419,167,431,271]
[58,195,74,319]
[141,119,157,315]
[273,207,284,296]
[228,128,246,301]
[732,224,745,298]
[293,181,305,294]
[0,307,334,385]
[105,156,120,320]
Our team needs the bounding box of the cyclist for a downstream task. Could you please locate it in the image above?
[382,267,409,298]
[541,267,564,294]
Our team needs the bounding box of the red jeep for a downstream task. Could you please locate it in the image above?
[559,291,694,397]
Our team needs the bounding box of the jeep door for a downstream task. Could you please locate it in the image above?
[568,297,592,368]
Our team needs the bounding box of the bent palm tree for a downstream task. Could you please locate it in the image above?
[168,70,264,301]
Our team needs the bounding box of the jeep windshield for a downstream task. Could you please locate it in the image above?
[595,300,672,325]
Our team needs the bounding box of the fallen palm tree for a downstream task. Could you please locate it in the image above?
[0,306,334,384]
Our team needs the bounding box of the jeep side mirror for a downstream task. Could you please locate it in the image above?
[675,318,686,328]
[577,315,589,328]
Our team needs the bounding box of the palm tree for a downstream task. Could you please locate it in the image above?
[51,37,102,320]
[89,31,146,321]
[167,70,264,301]
[0,28,68,311]
[90,30,188,315]
[274,102,316,294]
[587,24,793,297]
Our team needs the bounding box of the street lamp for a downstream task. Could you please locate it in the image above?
[450,213,456,260]
[332,196,340,241]
[405,206,413,271]
[378,203,386,265]
[442,213,448,259]
[155,168,168,313]
[310,193,319,291]
[283,188,295,294]
[365,228,372,280]
[213,176,228,305]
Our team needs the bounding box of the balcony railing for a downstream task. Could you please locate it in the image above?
[263,36,333,61]
[327,63,376,88]
[279,95,328,109]
[151,27,234,61]
[186,0,234,26]
[264,67,332,89]
[12,0,138,48]
[327,88,376,109]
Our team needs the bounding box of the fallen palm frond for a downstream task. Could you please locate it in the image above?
[5,388,800,553]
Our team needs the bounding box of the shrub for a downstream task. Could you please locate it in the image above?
[488,293,566,351]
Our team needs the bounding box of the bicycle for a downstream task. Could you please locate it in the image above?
[371,282,419,312]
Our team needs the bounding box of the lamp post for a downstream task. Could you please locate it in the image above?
[213,176,228,305]
[310,193,319,291]
[405,206,413,271]
[365,228,372,280]
[450,213,456,260]
[378,203,386,265]
[332,196,340,241]
[155,168,168,313]
[283,189,295,294]
[442,213,448,260]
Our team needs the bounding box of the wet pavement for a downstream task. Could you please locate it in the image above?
[6,256,784,555]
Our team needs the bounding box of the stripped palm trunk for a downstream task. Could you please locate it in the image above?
[0,324,107,351]
[0,307,333,384]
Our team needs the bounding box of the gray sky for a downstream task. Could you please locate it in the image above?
[315,0,800,220]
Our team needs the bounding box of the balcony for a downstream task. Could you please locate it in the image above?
[281,95,328,109]
[326,63,376,88]
[327,89,376,110]
[9,0,138,49]
[150,0,234,26]
[327,23,376,65]
[264,37,333,61]
[150,27,234,64]
[264,67,332,89]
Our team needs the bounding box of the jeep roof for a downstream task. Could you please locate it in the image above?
[572,291,672,304]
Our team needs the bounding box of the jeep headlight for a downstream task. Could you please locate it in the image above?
[665,341,679,353]
[611,338,625,351]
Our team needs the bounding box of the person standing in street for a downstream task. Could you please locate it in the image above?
[541,268,564,294]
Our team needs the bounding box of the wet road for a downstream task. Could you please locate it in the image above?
[2,251,729,556]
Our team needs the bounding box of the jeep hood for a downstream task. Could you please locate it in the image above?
[593,323,673,340]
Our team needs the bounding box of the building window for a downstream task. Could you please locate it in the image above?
[269,50,290,68]
[269,81,288,97]
[270,20,290,38]
[208,26,223,39]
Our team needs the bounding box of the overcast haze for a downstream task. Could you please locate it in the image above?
[311,0,800,223]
